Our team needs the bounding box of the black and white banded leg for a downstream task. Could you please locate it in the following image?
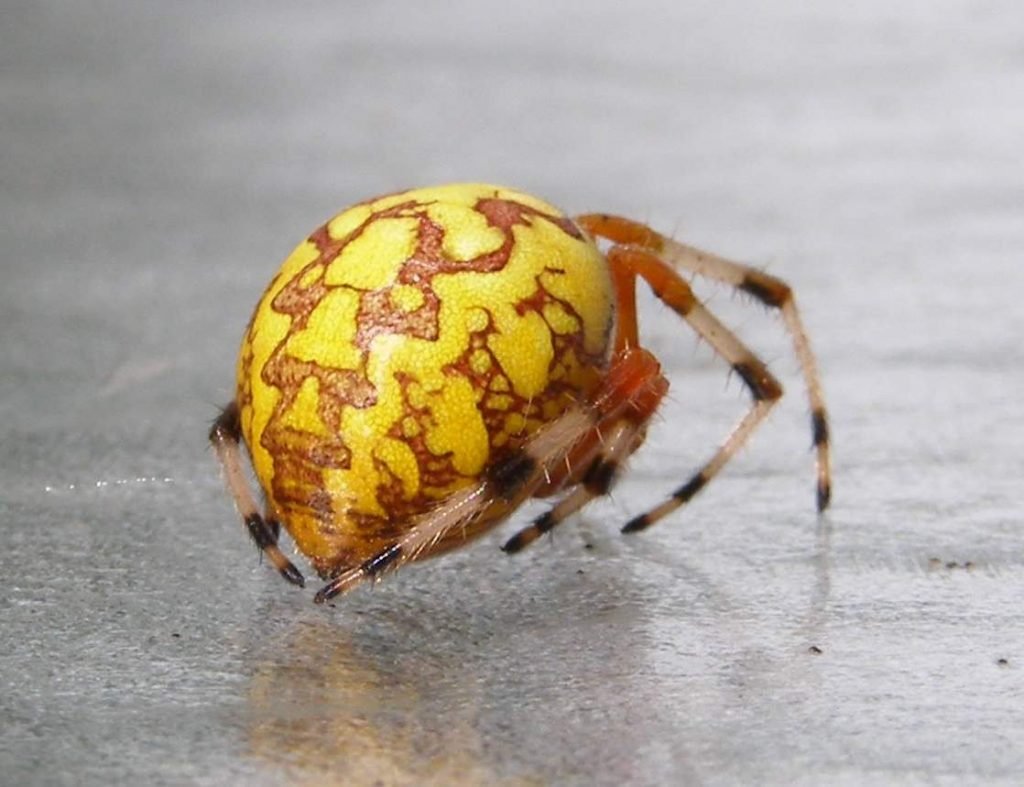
[601,245,785,534]
[576,213,832,511]
[502,419,642,553]
[209,402,305,587]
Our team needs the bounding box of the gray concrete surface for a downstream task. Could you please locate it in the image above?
[2,2,1023,785]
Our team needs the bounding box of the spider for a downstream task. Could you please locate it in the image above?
[209,183,831,605]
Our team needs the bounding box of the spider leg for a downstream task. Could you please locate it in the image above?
[265,516,282,542]
[209,402,305,587]
[314,347,667,604]
[314,408,593,603]
[576,214,831,510]
[601,245,785,533]
[501,240,689,553]
[501,418,645,553]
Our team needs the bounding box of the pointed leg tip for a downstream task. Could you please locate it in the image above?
[501,536,524,554]
[620,515,648,534]
[313,588,331,605]
[280,563,306,588]
[314,578,345,605]
[816,483,832,512]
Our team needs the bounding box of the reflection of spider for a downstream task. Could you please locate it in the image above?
[209,184,831,605]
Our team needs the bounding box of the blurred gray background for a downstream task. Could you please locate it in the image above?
[2,1,1022,785]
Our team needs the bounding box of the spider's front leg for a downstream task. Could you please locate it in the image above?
[500,234,790,548]
[209,402,306,587]
[608,244,788,532]
[577,213,832,512]
[501,357,667,553]
[501,419,645,553]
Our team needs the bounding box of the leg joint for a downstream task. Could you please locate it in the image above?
[733,361,783,402]
[210,401,241,444]
[812,409,830,447]
[360,545,403,578]
[582,458,619,496]
[740,271,792,308]
[485,452,537,501]
[673,472,709,503]
[534,510,556,535]
[244,513,275,549]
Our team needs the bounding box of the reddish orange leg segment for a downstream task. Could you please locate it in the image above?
[209,402,306,587]
[577,213,832,510]
[609,251,640,351]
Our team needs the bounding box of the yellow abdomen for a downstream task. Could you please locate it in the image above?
[236,183,614,577]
